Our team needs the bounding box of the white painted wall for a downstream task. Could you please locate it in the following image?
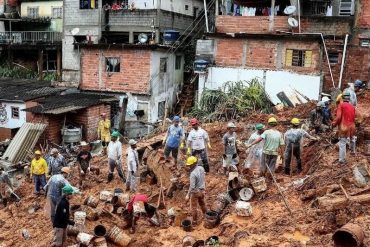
[0,102,26,129]
[129,0,155,9]
[159,0,203,16]
[199,67,321,105]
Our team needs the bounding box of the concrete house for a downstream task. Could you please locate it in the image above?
[63,0,205,137]
[196,0,370,104]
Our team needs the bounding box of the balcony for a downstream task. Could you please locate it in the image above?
[0,31,62,45]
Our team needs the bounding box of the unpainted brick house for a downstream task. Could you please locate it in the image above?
[196,0,370,104]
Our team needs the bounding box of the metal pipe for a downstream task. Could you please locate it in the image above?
[297,0,301,33]
[204,0,209,32]
[338,34,349,89]
[276,30,335,88]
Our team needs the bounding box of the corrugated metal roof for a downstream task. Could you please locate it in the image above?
[0,79,64,102]
[1,123,46,164]
[24,93,118,114]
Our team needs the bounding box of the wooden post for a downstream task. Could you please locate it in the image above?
[56,49,61,81]
[269,0,275,32]
[215,0,219,16]
[38,49,44,80]
[119,97,128,134]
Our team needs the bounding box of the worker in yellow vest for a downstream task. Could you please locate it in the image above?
[98,113,111,149]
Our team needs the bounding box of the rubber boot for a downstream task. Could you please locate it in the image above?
[107,173,113,183]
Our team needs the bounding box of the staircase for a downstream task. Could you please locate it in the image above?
[174,73,198,117]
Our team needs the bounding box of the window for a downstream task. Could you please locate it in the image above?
[158,101,165,119]
[339,0,354,16]
[80,0,98,9]
[106,57,120,72]
[328,52,339,64]
[52,7,63,18]
[285,49,312,67]
[360,39,370,47]
[27,7,39,18]
[11,107,19,119]
[175,56,182,70]
[185,5,189,11]
[160,58,167,73]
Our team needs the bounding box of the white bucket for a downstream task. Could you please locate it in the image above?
[235,201,253,217]
[251,177,267,193]
[228,172,239,181]
[77,232,94,245]
[133,201,146,214]
[74,211,86,226]
[100,191,114,202]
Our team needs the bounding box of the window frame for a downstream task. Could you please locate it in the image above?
[160,58,168,73]
[157,101,165,119]
[52,7,63,19]
[360,39,370,47]
[80,0,98,9]
[285,49,312,68]
[105,57,121,73]
[328,52,339,64]
[27,7,39,18]
[11,107,19,119]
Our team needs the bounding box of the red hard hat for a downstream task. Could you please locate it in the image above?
[190,118,198,125]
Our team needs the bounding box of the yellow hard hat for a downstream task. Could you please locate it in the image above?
[291,118,300,125]
[268,117,277,124]
[336,94,343,103]
[34,150,42,155]
[186,156,198,166]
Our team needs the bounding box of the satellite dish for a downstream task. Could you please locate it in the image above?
[284,6,296,15]
[288,17,299,27]
[71,28,80,36]
[138,33,148,44]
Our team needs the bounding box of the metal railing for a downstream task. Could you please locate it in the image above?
[0,31,62,44]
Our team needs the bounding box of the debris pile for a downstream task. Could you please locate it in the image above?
[0,92,369,247]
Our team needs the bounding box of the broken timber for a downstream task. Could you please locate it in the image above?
[318,193,370,210]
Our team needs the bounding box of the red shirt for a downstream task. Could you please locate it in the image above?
[127,194,148,213]
[333,102,355,137]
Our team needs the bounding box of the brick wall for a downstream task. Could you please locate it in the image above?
[0,127,11,141]
[80,48,151,94]
[216,16,290,34]
[299,17,352,36]
[215,38,321,74]
[357,0,370,28]
[31,104,111,144]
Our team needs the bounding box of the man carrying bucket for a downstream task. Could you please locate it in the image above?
[222,122,239,175]
[185,156,207,225]
[51,185,75,247]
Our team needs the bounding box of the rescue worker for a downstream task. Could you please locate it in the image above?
[51,185,75,247]
[0,167,14,207]
[244,123,265,174]
[30,150,48,195]
[222,122,239,174]
[126,139,139,192]
[124,193,159,234]
[185,156,207,224]
[187,118,211,172]
[321,96,333,126]
[163,116,184,166]
[246,117,284,177]
[332,92,356,164]
[44,167,71,223]
[284,118,317,175]
[107,131,124,183]
[47,148,67,176]
[98,113,111,149]
[76,141,98,187]
[343,82,358,107]
[309,101,328,134]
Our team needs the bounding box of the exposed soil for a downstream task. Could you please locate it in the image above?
[1,91,370,247]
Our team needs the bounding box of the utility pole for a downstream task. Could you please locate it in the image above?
[204,0,209,33]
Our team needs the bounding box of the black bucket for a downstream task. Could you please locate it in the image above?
[228,188,240,201]
[181,219,192,232]
[114,188,123,195]
[204,211,219,229]
[94,225,107,237]
[193,240,205,247]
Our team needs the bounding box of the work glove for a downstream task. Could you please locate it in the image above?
[187,148,191,155]
[131,171,135,175]
[87,167,91,172]
[223,154,227,159]
[162,138,166,145]
[180,142,184,149]
[207,143,212,149]
[232,153,237,159]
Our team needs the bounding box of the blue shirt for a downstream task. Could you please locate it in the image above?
[45,174,70,201]
[166,125,184,148]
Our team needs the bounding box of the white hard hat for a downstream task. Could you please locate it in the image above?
[50,148,59,154]
[128,139,137,145]
[322,96,330,103]
[227,122,236,128]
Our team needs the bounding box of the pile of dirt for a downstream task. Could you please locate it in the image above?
[1,92,370,247]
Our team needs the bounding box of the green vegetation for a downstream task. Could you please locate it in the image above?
[189,78,272,122]
[0,64,57,81]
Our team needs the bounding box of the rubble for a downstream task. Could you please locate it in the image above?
[0,92,369,246]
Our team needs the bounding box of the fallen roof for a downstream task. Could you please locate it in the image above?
[23,93,118,114]
[0,79,64,102]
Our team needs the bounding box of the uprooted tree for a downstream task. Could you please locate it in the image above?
[189,78,273,122]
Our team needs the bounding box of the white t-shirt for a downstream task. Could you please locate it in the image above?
[187,128,209,150]
[107,140,122,160]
